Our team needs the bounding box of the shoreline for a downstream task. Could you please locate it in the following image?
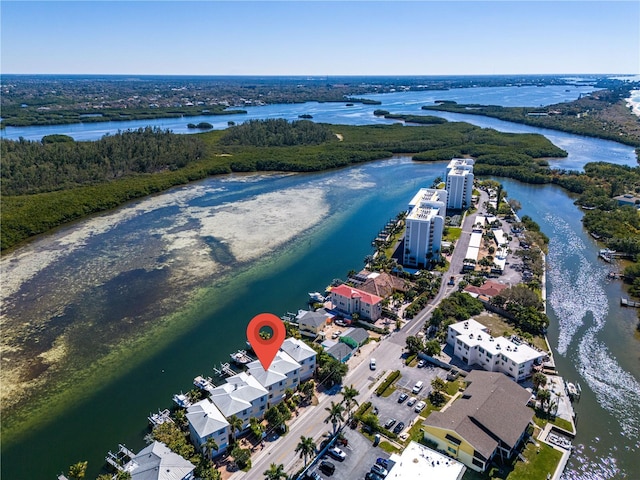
[625,89,640,118]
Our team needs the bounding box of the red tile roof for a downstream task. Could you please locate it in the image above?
[330,284,383,305]
[464,280,508,298]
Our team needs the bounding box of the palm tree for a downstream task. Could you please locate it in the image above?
[204,436,219,460]
[263,462,287,480]
[67,461,88,480]
[324,401,345,435]
[295,436,316,467]
[341,384,359,418]
[228,414,244,444]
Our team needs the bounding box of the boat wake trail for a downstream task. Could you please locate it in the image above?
[546,214,640,479]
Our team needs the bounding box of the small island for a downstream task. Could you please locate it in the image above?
[187,122,213,129]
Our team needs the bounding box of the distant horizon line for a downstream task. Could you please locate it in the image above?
[2,72,637,78]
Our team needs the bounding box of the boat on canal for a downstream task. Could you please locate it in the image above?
[230,350,252,365]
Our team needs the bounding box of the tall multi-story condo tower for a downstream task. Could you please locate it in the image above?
[445,158,474,210]
[403,188,447,269]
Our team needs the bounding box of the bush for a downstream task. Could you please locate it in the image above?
[376,370,400,396]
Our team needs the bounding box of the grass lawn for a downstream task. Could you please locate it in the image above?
[473,312,548,352]
[462,441,562,480]
[379,441,400,454]
[444,227,463,242]
[509,441,562,480]
[532,410,574,433]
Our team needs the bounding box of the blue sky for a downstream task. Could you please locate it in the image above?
[1,1,638,75]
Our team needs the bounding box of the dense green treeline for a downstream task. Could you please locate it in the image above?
[0,118,573,251]
[219,118,335,146]
[1,127,207,195]
[0,105,246,127]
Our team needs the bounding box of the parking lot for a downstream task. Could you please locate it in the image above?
[372,364,447,438]
[305,427,392,480]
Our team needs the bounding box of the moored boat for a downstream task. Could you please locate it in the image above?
[230,350,252,365]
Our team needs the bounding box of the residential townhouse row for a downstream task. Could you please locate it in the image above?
[186,337,316,459]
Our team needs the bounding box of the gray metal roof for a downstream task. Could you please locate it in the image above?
[131,441,194,480]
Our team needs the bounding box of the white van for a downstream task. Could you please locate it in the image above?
[412,381,424,393]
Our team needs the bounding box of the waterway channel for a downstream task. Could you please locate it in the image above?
[1,85,639,479]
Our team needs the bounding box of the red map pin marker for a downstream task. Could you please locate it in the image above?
[246,313,286,371]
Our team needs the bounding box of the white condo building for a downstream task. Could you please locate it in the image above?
[447,319,546,382]
[445,158,474,210]
[403,188,447,269]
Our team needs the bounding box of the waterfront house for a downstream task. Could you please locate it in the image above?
[296,309,331,337]
[353,270,408,298]
[329,284,383,321]
[247,351,301,407]
[422,371,533,472]
[186,399,230,457]
[129,441,195,480]
[209,372,268,431]
[280,337,317,381]
[613,193,640,207]
[447,319,545,382]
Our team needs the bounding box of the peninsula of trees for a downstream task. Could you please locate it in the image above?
[1,118,565,250]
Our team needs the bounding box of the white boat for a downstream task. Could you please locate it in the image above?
[172,392,191,408]
[308,292,325,303]
[148,409,173,426]
[230,350,252,365]
[194,375,215,391]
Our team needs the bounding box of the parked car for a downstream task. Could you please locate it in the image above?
[328,446,346,461]
[319,460,336,475]
[414,401,426,412]
[448,276,455,285]
[412,381,424,393]
[376,457,390,468]
[397,392,408,403]
[365,473,384,480]
[304,471,322,480]
[417,359,426,368]
[370,358,377,370]
[393,421,405,434]
[383,418,396,429]
[371,464,389,477]
[407,396,417,406]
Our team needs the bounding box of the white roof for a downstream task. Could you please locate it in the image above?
[280,337,316,363]
[209,372,267,416]
[469,231,482,249]
[493,229,508,246]
[247,351,300,387]
[450,320,544,365]
[131,441,195,480]
[186,399,229,438]
[387,441,465,480]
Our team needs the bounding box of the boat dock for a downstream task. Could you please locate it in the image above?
[106,444,136,472]
[148,408,173,426]
[621,297,640,308]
